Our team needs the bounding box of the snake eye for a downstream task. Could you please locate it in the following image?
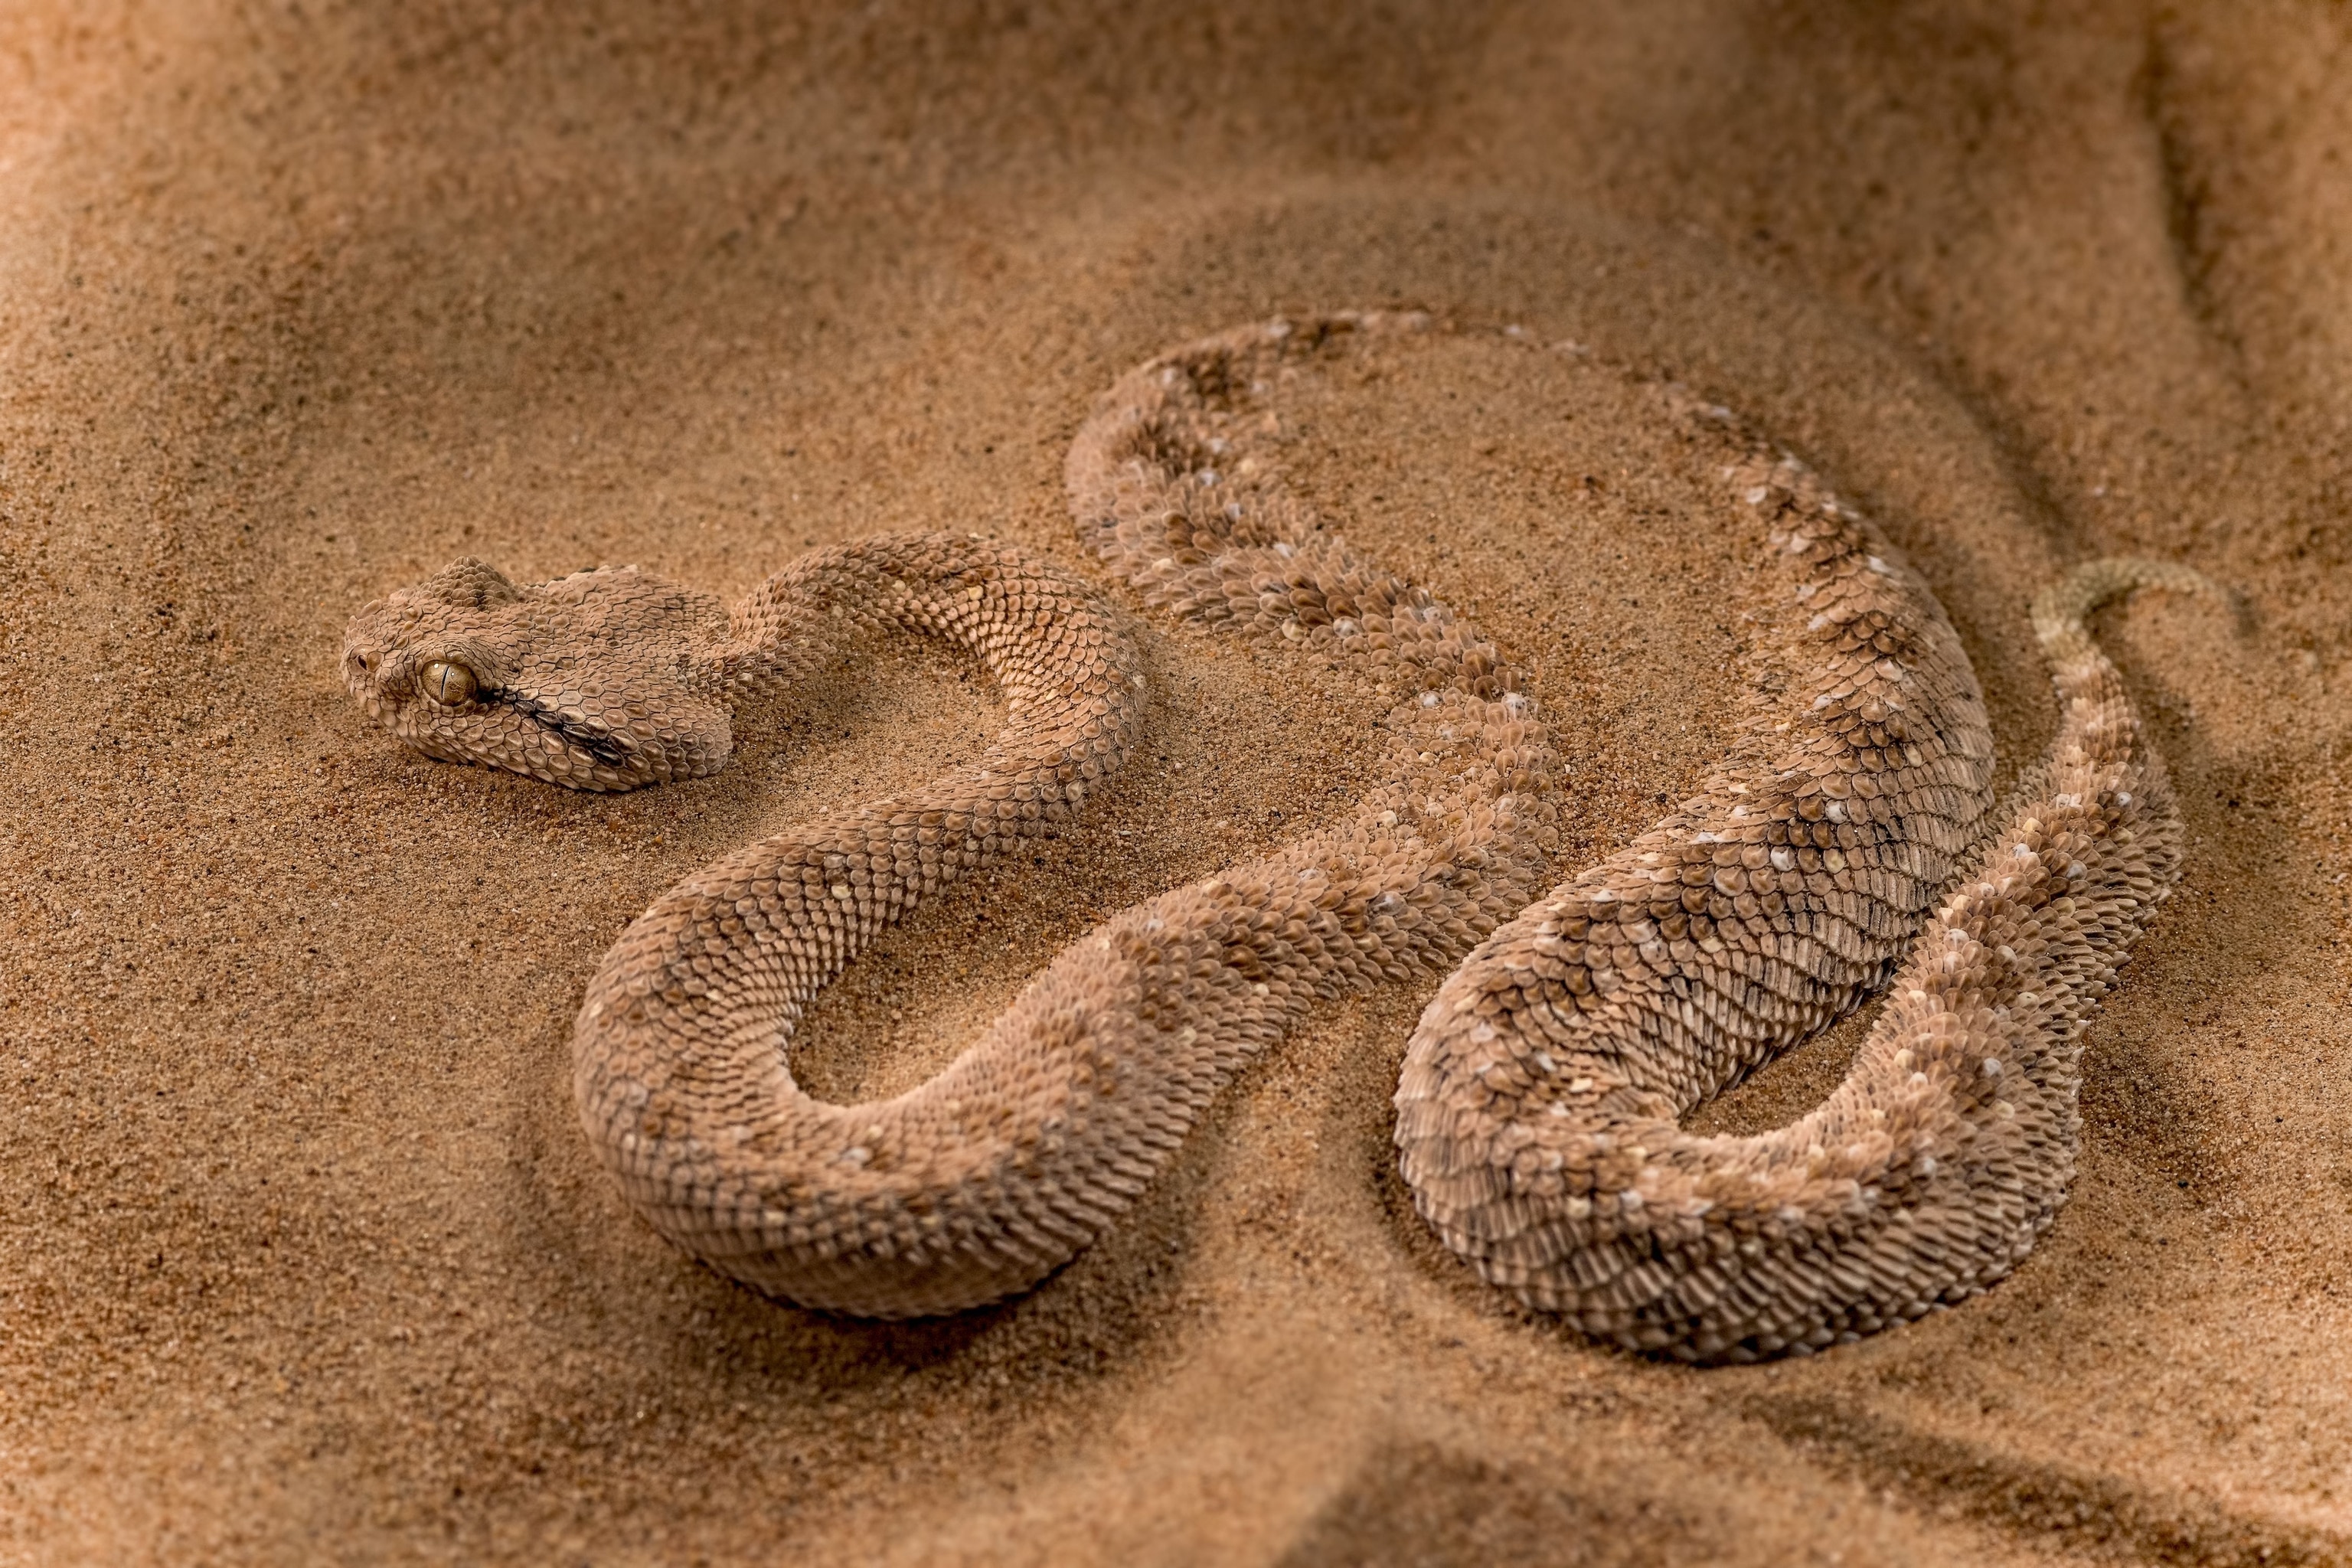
[418,658,479,706]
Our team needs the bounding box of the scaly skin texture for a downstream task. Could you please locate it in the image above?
[345,494,1550,1315]
[343,313,2197,1354]
[1396,552,2199,1362]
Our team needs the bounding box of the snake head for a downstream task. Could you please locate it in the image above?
[342,557,734,792]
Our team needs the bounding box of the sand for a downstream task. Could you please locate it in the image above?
[3,2,2349,1563]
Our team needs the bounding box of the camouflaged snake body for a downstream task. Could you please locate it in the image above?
[342,314,2194,1359]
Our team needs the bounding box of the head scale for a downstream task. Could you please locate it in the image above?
[342,557,733,792]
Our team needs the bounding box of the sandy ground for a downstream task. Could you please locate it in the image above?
[3,2,2350,1563]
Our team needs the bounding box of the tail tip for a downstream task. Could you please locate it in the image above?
[2031,557,2219,648]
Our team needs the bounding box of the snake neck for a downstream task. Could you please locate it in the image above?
[720,532,1065,698]
[573,526,1148,1118]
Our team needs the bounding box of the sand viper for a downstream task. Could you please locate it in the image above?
[341,313,2200,1361]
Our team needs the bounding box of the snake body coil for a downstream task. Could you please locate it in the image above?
[342,314,2194,1357]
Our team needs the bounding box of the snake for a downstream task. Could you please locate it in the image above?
[341,312,2199,1361]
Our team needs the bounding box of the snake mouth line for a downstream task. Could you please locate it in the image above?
[502,692,637,768]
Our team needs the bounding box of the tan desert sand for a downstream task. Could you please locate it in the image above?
[3,3,2349,1563]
